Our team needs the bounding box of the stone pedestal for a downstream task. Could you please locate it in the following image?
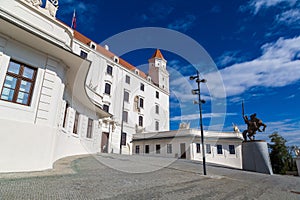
[242,140,273,175]
[296,157,300,176]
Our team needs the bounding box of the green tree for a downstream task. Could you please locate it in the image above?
[268,132,290,174]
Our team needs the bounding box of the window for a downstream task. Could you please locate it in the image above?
[73,111,79,134]
[140,83,144,91]
[139,98,144,108]
[125,75,130,84]
[124,91,129,102]
[138,116,143,127]
[217,145,223,154]
[156,91,159,99]
[103,104,109,113]
[1,60,37,106]
[104,83,111,95]
[80,50,88,59]
[155,104,159,114]
[123,111,128,123]
[106,65,113,75]
[135,145,140,154]
[155,121,159,131]
[206,144,211,154]
[86,118,93,138]
[156,144,161,154]
[121,132,127,145]
[167,144,172,154]
[145,145,150,154]
[62,102,69,128]
[196,143,201,153]
[229,145,235,154]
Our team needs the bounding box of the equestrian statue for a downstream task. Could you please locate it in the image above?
[242,101,267,141]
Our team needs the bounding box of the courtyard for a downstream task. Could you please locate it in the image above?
[0,154,299,199]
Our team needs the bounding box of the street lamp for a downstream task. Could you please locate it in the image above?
[190,70,207,175]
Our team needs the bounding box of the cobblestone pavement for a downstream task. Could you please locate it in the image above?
[0,154,300,200]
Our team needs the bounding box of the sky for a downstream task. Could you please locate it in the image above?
[52,0,299,146]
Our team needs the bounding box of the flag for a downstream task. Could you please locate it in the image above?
[71,9,76,29]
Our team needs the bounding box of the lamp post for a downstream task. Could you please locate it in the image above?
[190,71,207,175]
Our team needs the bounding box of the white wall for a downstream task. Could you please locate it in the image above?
[133,137,243,169]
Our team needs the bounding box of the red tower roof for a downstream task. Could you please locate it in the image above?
[151,49,165,60]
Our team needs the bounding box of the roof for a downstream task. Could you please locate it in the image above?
[73,30,148,80]
[132,129,244,142]
[150,49,165,60]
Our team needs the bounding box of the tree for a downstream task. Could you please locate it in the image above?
[268,132,290,174]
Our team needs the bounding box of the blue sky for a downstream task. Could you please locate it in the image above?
[53,0,300,146]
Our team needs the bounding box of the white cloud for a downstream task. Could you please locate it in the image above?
[167,15,196,32]
[205,36,300,98]
[275,8,300,27]
[217,51,245,67]
[245,0,297,15]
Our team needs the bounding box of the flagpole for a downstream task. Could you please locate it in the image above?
[71,9,76,29]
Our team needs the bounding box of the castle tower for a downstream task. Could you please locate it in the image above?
[148,49,169,92]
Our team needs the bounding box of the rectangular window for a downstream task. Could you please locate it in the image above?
[124,91,129,102]
[140,83,144,91]
[104,83,111,95]
[229,145,235,154]
[155,121,159,131]
[106,65,113,75]
[217,145,223,154]
[80,50,88,59]
[139,98,144,108]
[1,60,37,106]
[121,132,127,145]
[123,111,128,123]
[86,118,93,138]
[206,144,211,154]
[125,75,130,84]
[155,104,159,114]
[167,144,172,154]
[145,145,150,154]
[138,116,143,127]
[156,91,159,99]
[73,111,79,134]
[103,104,109,113]
[196,143,201,153]
[135,145,140,154]
[156,144,161,154]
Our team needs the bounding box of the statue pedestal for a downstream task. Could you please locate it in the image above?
[242,140,273,175]
[296,156,300,176]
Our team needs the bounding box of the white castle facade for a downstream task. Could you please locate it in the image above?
[0,0,244,172]
[0,0,169,172]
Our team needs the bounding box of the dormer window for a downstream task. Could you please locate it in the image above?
[135,69,139,75]
[147,76,152,82]
[89,41,97,50]
[113,56,119,63]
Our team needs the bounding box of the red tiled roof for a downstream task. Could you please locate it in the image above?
[73,30,148,79]
[151,49,165,60]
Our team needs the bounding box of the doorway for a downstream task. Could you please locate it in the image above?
[101,132,109,153]
[180,143,186,159]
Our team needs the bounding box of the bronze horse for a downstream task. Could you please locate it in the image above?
[242,113,267,141]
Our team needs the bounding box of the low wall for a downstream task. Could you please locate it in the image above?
[0,119,98,173]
